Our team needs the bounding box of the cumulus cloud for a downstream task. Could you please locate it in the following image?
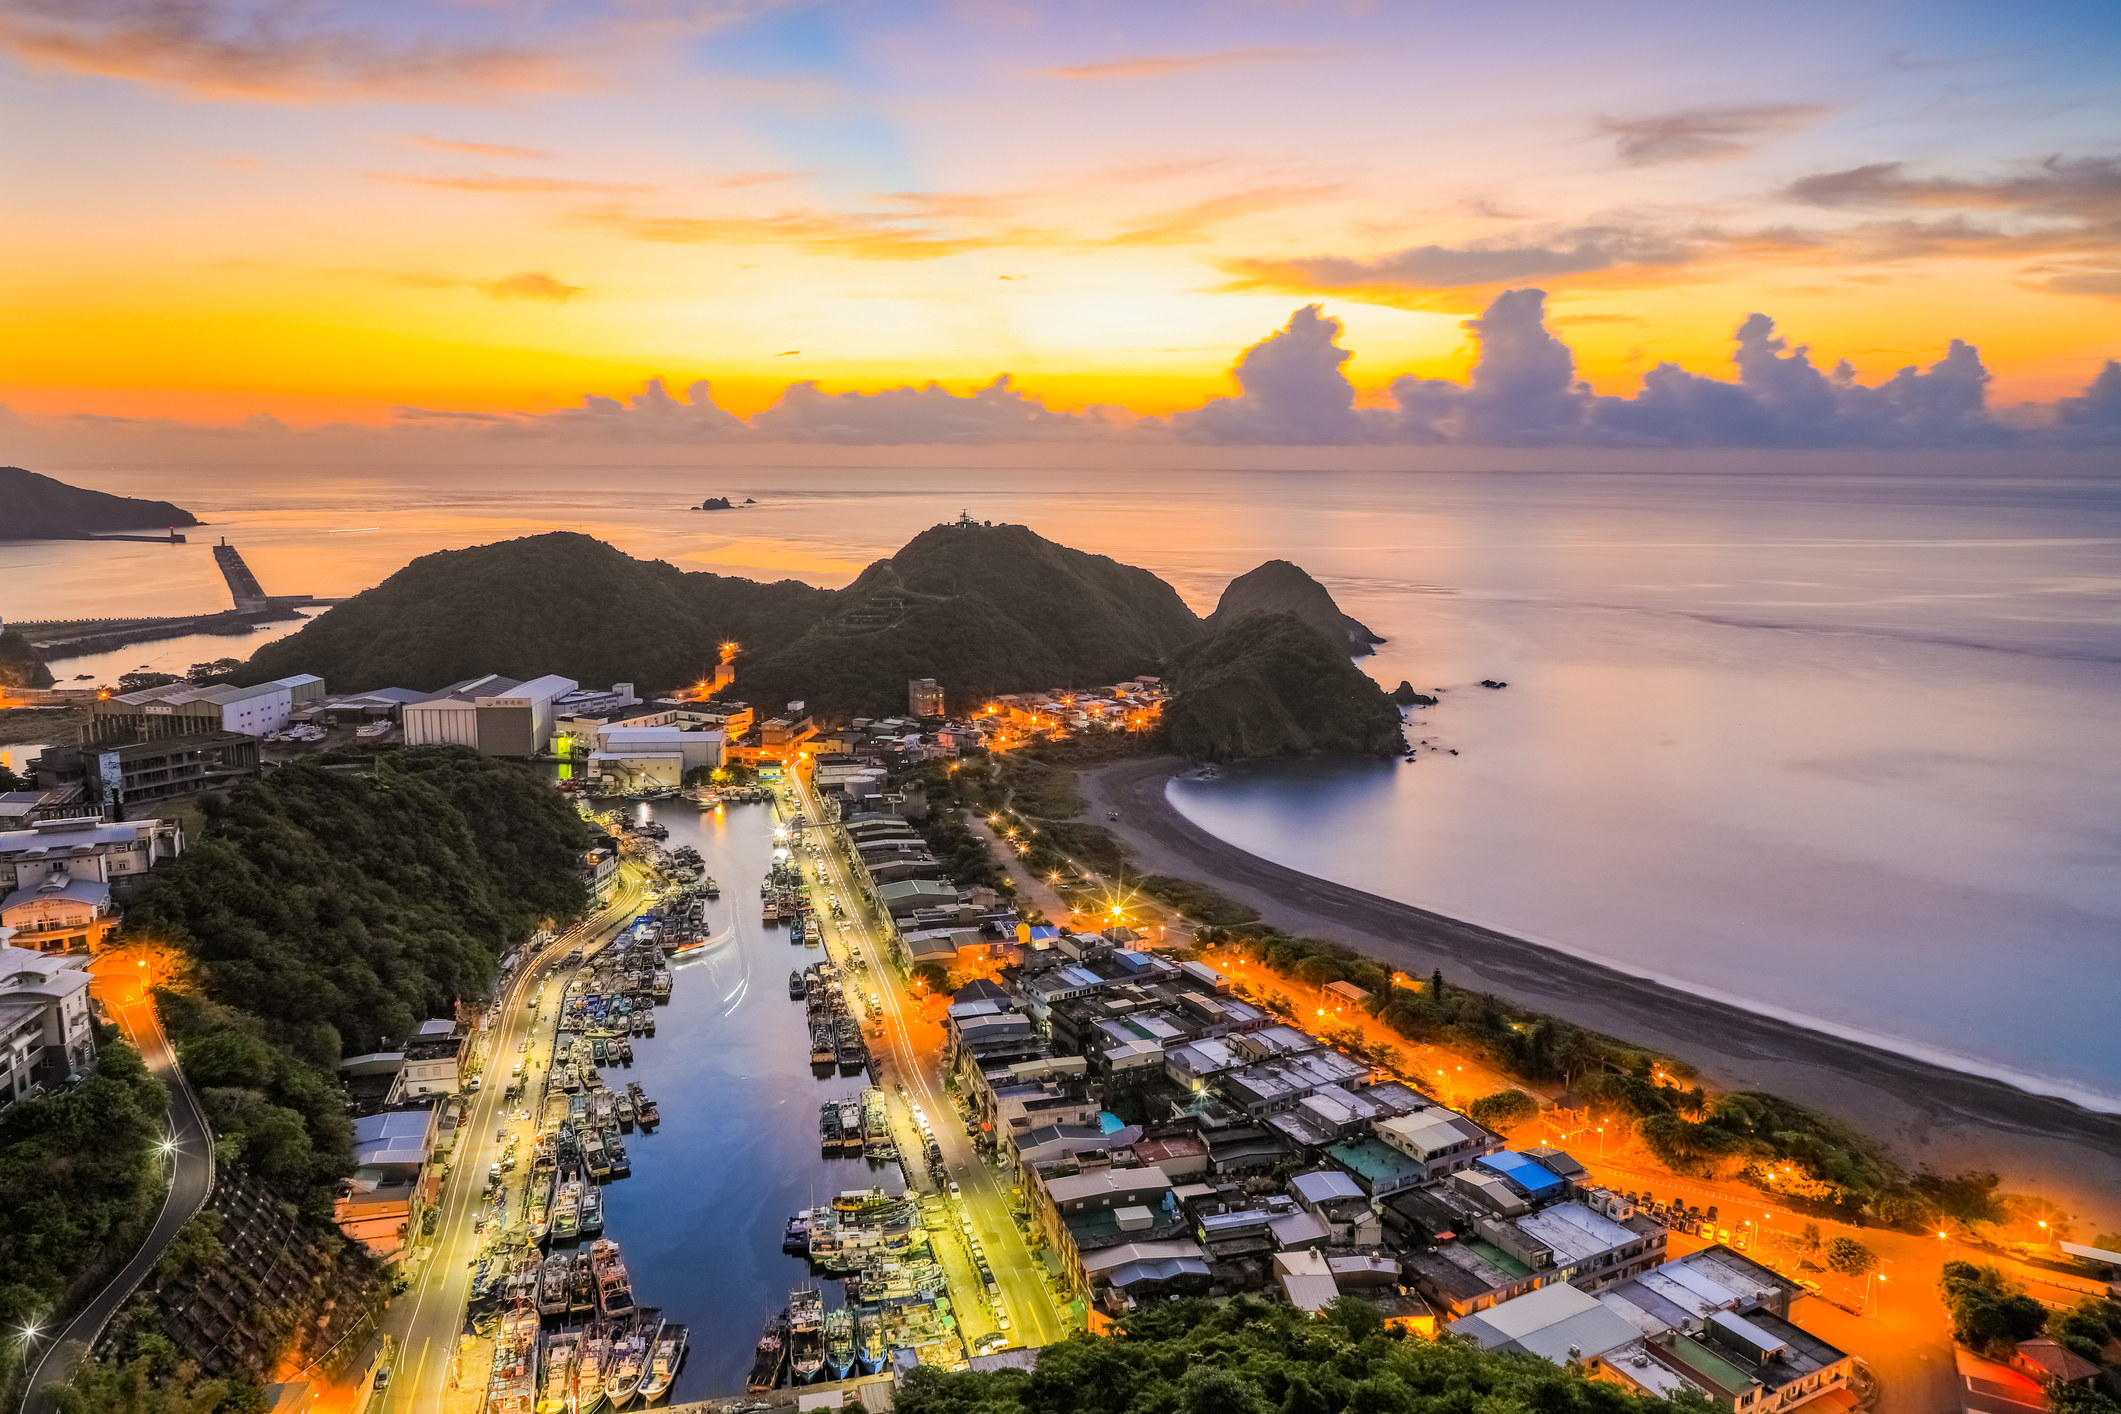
[396,378,749,441]
[1598,103,1828,165]
[0,0,581,100]
[749,376,1119,444]
[1168,306,1379,444]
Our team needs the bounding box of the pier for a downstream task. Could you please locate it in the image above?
[15,538,342,662]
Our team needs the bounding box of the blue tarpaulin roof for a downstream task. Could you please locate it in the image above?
[1477,1150,1565,1198]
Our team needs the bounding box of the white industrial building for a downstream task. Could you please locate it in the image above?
[90,674,321,740]
[588,724,725,791]
[402,674,576,756]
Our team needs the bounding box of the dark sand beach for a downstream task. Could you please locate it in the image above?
[1084,756,2121,1225]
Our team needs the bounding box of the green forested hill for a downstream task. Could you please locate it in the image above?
[1163,610,1405,760]
[730,520,1208,715]
[242,531,834,692]
[1209,558,1383,655]
[125,750,589,1207]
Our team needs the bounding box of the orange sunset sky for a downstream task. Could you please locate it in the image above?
[5,0,2119,442]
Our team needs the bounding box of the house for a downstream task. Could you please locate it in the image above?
[1,870,117,953]
[1289,1169,1382,1245]
[394,1020,464,1097]
[1450,1280,1640,1363]
[0,938,96,1103]
[335,1105,440,1258]
[1371,1108,1499,1179]
[0,815,184,901]
[877,879,961,920]
[2010,1338,2100,1390]
[908,679,946,717]
[1275,1249,1341,1315]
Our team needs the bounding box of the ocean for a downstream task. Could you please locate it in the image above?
[8,461,2118,1107]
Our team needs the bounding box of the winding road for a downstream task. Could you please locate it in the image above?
[21,973,214,1414]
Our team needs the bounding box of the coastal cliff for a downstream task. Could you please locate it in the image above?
[1163,610,1405,760]
[0,466,198,539]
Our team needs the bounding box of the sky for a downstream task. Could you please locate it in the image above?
[5,0,2121,450]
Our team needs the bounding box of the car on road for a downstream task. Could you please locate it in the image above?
[973,1333,1011,1355]
[373,1367,392,1392]
[948,1181,961,1197]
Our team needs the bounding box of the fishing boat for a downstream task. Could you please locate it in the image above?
[616,1093,635,1130]
[762,894,779,925]
[577,1325,611,1414]
[536,1331,578,1414]
[702,875,719,897]
[583,1129,611,1181]
[790,915,806,946]
[592,1237,637,1318]
[611,1036,632,1065]
[836,1020,866,1075]
[787,1287,825,1385]
[528,1164,556,1242]
[837,1100,864,1153]
[608,1312,653,1408]
[651,967,672,998]
[580,1180,604,1237]
[822,1307,854,1383]
[568,1251,597,1317]
[603,1127,630,1176]
[788,969,805,1000]
[746,1309,787,1393]
[538,1250,573,1317]
[489,1306,541,1414]
[782,1210,812,1255]
[809,1021,836,1067]
[853,1308,883,1376]
[552,1171,583,1243]
[640,1323,686,1402]
[628,1081,659,1129]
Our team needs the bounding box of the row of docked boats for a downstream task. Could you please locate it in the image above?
[527,1305,688,1413]
[747,1287,884,1391]
[795,960,869,1076]
[816,1087,893,1158]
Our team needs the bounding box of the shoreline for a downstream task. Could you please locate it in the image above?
[1081,755,2121,1224]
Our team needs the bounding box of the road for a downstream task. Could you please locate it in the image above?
[375,867,646,1414]
[784,772,1069,1354]
[23,969,215,1414]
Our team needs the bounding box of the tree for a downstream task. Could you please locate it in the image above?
[186,658,243,684]
[1939,1262,2048,1357]
[1468,1089,1540,1130]
[1799,1222,1822,1256]
[117,670,181,693]
[1430,968,1444,999]
[910,962,949,993]
[1824,1237,1876,1277]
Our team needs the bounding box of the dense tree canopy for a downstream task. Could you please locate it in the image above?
[896,1295,1688,1414]
[0,1041,169,1383]
[1164,611,1404,760]
[125,750,590,1209]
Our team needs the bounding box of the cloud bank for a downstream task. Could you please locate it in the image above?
[9,296,2120,451]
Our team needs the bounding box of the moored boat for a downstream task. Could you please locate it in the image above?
[853,1307,882,1376]
[592,1237,636,1319]
[822,1307,854,1383]
[640,1323,686,1402]
[577,1324,610,1414]
[746,1308,787,1393]
[787,1287,824,1384]
[608,1312,653,1408]
[580,1180,604,1237]
[536,1331,578,1414]
[538,1250,572,1318]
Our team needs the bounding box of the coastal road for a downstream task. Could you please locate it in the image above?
[786,773,1068,1353]
[23,967,214,1414]
[377,867,646,1414]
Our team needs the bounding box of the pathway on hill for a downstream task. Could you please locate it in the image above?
[23,972,214,1414]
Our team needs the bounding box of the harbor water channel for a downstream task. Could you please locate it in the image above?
[592,793,907,1401]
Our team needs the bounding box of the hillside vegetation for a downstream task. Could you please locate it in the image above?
[0,467,198,540]
[731,520,1206,715]
[0,629,54,689]
[1209,559,1383,655]
[125,749,589,1211]
[242,532,833,692]
[1164,611,1405,760]
[895,1295,1684,1414]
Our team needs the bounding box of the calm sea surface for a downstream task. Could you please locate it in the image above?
[7,463,2118,1107]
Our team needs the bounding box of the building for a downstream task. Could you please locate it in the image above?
[402,674,576,755]
[587,724,725,791]
[1449,1280,1641,1363]
[86,674,319,744]
[0,938,96,1102]
[1371,1108,1499,1179]
[0,815,184,900]
[1,870,118,953]
[335,1105,439,1258]
[908,679,946,718]
[395,1019,464,1098]
[34,735,261,811]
